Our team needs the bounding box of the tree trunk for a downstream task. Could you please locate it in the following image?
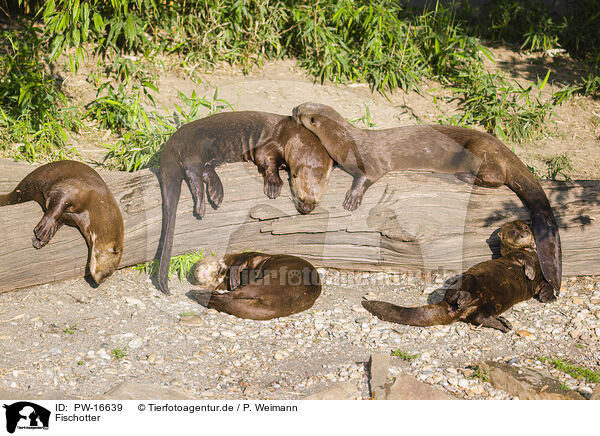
[1,158,598,292]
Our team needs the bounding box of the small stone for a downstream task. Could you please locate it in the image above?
[569,329,582,339]
[221,330,236,338]
[423,287,436,294]
[274,352,285,360]
[516,330,533,338]
[572,297,584,305]
[352,305,367,313]
[128,338,143,349]
[178,315,206,327]
[124,297,146,309]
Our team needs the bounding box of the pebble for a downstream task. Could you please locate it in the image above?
[1,267,598,401]
[128,338,143,349]
[178,315,207,327]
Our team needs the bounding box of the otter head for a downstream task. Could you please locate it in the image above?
[498,220,535,256]
[87,207,124,284]
[88,236,123,284]
[190,256,227,289]
[285,133,333,214]
[292,103,349,135]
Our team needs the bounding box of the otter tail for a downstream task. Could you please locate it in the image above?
[507,174,562,293]
[0,193,12,206]
[155,152,184,295]
[0,188,26,206]
[361,300,458,326]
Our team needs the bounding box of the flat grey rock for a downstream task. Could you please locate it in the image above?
[386,374,456,400]
[480,361,584,400]
[369,353,390,400]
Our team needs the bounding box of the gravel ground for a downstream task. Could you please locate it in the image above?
[1,268,598,400]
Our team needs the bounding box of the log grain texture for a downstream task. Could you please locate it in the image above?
[1,158,598,292]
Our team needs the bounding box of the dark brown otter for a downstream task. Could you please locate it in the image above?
[0,160,124,284]
[157,112,333,294]
[362,220,555,332]
[188,252,321,320]
[292,102,561,294]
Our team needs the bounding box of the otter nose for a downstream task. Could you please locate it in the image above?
[296,201,315,214]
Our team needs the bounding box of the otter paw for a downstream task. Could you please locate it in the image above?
[207,179,224,208]
[31,236,47,249]
[264,175,283,199]
[193,200,206,219]
[343,189,362,211]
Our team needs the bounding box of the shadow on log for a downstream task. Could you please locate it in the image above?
[1,158,599,292]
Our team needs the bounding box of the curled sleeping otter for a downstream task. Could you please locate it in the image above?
[188,252,322,320]
[0,160,124,284]
[362,220,555,332]
[157,112,333,295]
[292,102,561,294]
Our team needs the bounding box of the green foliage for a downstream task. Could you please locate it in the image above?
[289,0,426,92]
[442,68,553,142]
[539,356,600,383]
[392,349,418,362]
[349,103,377,128]
[133,250,205,281]
[111,347,127,360]
[544,153,573,181]
[468,365,490,382]
[0,24,79,162]
[103,89,234,172]
[63,325,76,335]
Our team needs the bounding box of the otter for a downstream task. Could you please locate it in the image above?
[157,112,333,294]
[0,160,124,284]
[188,252,322,320]
[292,102,561,295]
[362,220,555,332]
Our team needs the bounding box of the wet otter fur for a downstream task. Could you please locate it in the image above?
[361,221,555,332]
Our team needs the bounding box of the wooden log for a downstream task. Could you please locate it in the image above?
[1,158,599,292]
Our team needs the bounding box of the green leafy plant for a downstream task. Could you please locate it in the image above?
[544,153,573,181]
[111,347,127,360]
[349,104,377,128]
[392,349,418,362]
[133,251,205,281]
[0,25,79,162]
[539,357,600,383]
[469,365,490,382]
[63,325,76,335]
[103,89,234,171]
